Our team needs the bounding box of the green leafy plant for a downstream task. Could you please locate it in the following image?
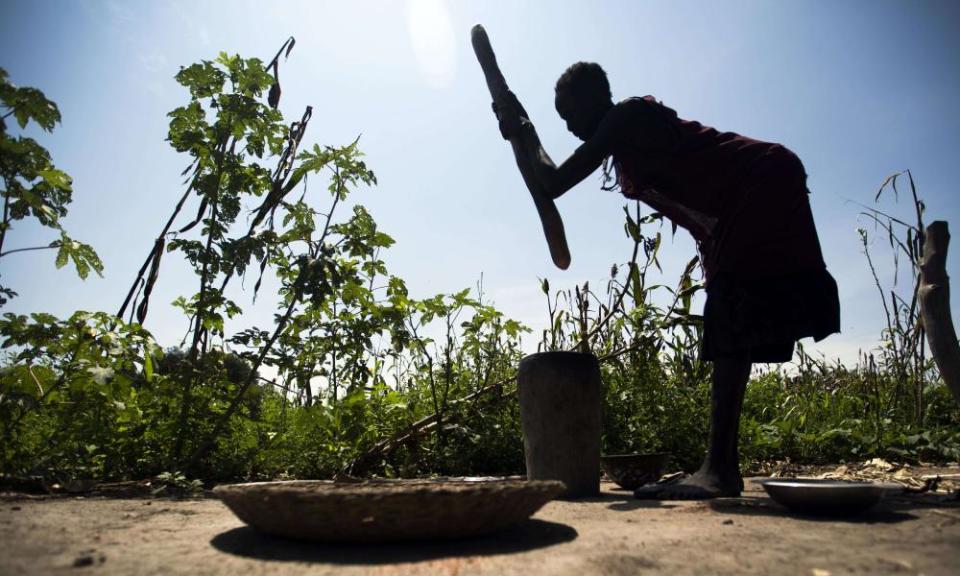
[0,68,102,305]
[152,471,203,496]
[110,39,392,474]
[0,311,159,479]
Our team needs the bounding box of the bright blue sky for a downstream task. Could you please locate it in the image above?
[2,0,958,365]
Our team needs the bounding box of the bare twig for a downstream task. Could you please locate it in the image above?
[0,245,57,257]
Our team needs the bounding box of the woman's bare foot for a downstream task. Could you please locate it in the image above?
[633,469,743,500]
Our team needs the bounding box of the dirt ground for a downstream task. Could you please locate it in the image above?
[2,476,959,576]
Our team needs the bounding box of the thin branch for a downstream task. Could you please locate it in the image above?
[0,175,12,256]
[117,167,200,320]
[857,212,916,265]
[27,365,44,396]
[0,245,57,257]
[188,274,304,467]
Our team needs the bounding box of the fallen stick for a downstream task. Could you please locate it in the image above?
[346,340,649,475]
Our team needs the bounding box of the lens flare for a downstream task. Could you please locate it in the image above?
[406,0,457,89]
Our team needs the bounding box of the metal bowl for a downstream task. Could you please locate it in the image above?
[758,478,901,515]
[601,453,670,490]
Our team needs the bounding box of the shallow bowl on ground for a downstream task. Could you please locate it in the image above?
[600,453,670,490]
[758,478,902,515]
[214,478,565,543]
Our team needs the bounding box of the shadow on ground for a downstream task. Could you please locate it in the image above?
[575,488,681,512]
[210,518,577,564]
[707,495,920,524]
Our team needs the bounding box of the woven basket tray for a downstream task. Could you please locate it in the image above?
[214,478,565,543]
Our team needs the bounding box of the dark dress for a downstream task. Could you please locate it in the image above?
[611,96,840,362]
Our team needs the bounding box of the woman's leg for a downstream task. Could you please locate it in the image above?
[634,352,751,499]
[698,352,751,490]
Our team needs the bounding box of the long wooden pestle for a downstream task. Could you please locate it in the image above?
[471,24,571,270]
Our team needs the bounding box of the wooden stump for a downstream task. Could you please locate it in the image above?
[518,351,602,498]
[919,221,960,405]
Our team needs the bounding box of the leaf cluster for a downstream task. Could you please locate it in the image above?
[0,68,102,296]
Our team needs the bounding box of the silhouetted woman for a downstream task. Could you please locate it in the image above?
[495,62,840,499]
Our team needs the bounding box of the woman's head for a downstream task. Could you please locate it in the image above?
[555,62,613,141]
